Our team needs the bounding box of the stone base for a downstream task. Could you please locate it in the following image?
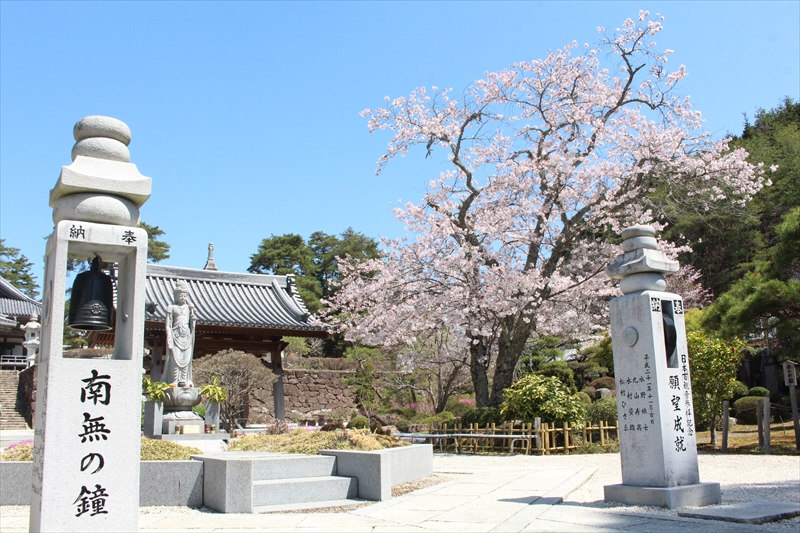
[604,482,721,509]
[154,433,230,453]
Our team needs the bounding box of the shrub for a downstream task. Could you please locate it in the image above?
[395,417,411,432]
[348,415,370,429]
[587,397,618,424]
[461,407,502,426]
[581,386,597,401]
[388,407,417,420]
[415,411,455,427]
[500,374,587,427]
[589,377,615,390]
[534,361,576,392]
[192,404,206,418]
[733,396,764,425]
[748,386,770,397]
[445,397,475,418]
[730,381,749,400]
[576,392,593,405]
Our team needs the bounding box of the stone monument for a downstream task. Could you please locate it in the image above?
[603,225,721,509]
[31,116,150,532]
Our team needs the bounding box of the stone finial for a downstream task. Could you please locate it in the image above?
[203,243,218,271]
[50,116,152,227]
[606,225,679,294]
[71,116,132,163]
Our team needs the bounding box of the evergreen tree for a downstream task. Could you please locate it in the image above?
[662,98,799,298]
[139,222,171,263]
[0,239,39,299]
[249,229,380,313]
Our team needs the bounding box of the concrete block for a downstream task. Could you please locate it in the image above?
[388,444,433,486]
[321,449,390,501]
[0,461,32,504]
[320,444,433,501]
[251,454,337,480]
[139,460,203,507]
[678,501,800,524]
[604,482,721,509]
[252,476,357,506]
[193,454,253,513]
[1,461,204,507]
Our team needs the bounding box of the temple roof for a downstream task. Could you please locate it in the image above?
[144,264,325,333]
[0,276,42,318]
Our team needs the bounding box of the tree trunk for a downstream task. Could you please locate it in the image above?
[489,318,534,406]
[470,339,491,407]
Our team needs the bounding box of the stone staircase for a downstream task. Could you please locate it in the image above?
[198,452,361,513]
[0,370,30,430]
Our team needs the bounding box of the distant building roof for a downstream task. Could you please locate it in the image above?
[144,264,324,333]
[0,276,42,317]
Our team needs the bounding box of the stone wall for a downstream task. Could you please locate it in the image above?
[249,369,359,423]
[18,365,36,428]
[248,369,398,424]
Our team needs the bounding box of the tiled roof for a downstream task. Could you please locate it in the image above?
[144,264,324,332]
[0,276,42,317]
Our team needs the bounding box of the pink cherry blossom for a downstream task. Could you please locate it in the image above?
[325,13,766,408]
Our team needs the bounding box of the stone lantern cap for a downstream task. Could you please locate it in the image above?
[606,225,680,295]
[606,225,679,280]
[49,116,152,208]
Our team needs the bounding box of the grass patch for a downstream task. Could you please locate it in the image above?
[230,428,409,455]
[696,422,800,455]
[1,438,203,462]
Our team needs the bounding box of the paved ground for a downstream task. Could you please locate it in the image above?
[3,448,799,532]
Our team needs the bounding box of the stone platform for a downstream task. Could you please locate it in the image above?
[604,482,721,509]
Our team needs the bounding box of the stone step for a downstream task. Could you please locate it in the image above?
[252,476,358,507]
[0,368,30,430]
[253,498,368,513]
[251,454,338,481]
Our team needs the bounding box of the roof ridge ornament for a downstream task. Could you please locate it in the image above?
[203,243,218,271]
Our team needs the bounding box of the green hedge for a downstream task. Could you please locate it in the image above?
[733,396,764,425]
[347,415,370,429]
[461,407,502,426]
[747,386,770,397]
[587,397,618,424]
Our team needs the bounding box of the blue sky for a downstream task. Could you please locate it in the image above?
[1,1,798,284]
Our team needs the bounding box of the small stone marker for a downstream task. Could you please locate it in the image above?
[678,501,800,524]
[30,117,150,532]
[603,225,720,509]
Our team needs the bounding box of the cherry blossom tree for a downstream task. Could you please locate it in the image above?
[327,12,767,407]
[391,327,473,414]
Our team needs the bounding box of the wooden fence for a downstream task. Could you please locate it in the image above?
[401,420,619,455]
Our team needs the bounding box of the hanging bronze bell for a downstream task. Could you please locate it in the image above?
[68,256,114,331]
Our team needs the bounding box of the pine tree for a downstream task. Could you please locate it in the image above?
[0,239,40,299]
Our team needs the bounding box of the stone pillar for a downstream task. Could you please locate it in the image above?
[273,352,286,421]
[603,225,720,509]
[31,116,151,532]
